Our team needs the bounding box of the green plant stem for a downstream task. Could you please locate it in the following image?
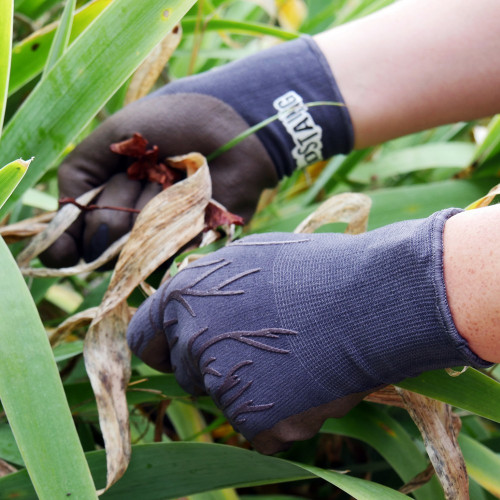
[207,101,344,162]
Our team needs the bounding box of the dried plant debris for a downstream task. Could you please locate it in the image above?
[16,185,104,267]
[204,199,244,231]
[110,133,182,190]
[125,24,182,105]
[294,192,371,235]
[84,153,211,492]
[395,388,468,500]
[0,212,53,244]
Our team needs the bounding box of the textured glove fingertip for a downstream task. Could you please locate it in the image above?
[127,295,172,373]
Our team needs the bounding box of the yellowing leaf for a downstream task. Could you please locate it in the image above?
[276,0,307,30]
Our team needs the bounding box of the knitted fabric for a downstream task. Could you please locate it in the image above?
[154,36,354,178]
[127,209,489,452]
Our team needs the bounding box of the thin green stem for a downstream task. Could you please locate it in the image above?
[207,101,345,162]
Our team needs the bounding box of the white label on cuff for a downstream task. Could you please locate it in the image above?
[273,90,323,169]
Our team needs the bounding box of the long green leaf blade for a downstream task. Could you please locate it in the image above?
[0,0,197,218]
[0,442,409,499]
[321,403,443,500]
[0,158,30,209]
[397,368,500,424]
[0,0,13,133]
[42,0,76,77]
[9,0,111,96]
[459,434,500,497]
[0,236,97,499]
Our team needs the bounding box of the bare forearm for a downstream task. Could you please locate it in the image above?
[315,0,500,148]
[444,205,500,363]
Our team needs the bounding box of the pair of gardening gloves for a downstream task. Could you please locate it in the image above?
[41,37,490,455]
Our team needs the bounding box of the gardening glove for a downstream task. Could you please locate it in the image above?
[40,36,353,267]
[127,208,490,454]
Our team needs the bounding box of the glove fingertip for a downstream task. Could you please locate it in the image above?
[39,232,80,268]
[127,298,172,373]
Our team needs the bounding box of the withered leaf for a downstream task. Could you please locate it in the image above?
[109,133,148,157]
[84,153,211,492]
[204,200,244,231]
[395,388,469,500]
[125,24,183,105]
[294,192,372,235]
[110,133,182,190]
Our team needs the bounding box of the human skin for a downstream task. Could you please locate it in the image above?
[314,0,500,149]
[443,205,500,363]
[316,0,500,363]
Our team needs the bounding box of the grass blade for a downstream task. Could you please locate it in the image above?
[397,368,500,424]
[0,158,30,209]
[42,0,76,77]
[9,0,112,96]
[0,236,97,498]
[0,442,409,499]
[0,0,13,133]
[0,0,198,218]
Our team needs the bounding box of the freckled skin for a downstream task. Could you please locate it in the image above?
[443,205,500,363]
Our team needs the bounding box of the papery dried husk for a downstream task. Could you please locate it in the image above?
[124,24,182,105]
[396,388,468,499]
[294,192,371,235]
[16,185,104,267]
[84,153,211,492]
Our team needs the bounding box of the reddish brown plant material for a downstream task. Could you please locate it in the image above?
[59,134,245,231]
[110,132,182,189]
[204,201,244,231]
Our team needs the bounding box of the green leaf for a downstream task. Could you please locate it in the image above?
[321,403,443,500]
[459,434,500,497]
[9,9,295,98]
[397,368,500,424]
[0,0,198,218]
[0,423,24,467]
[472,115,500,167]
[0,442,410,499]
[348,143,476,184]
[42,0,76,77]
[0,0,13,133]
[10,0,112,96]
[0,158,30,209]
[0,236,97,499]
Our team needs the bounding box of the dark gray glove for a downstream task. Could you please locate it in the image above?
[41,36,353,267]
[127,209,490,454]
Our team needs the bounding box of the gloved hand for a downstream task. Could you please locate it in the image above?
[127,209,490,454]
[41,36,353,267]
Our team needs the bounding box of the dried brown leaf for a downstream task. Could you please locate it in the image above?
[0,459,16,478]
[84,153,211,492]
[20,232,129,277]
[0,212,53,244]
[49,307,98,346]
[395,388,468,499]
[399,463,435,495]
[85,301,131,495]
[125,24,182,105]
[111,133,182,190]
[204,200,244,231]
[16,185,105,267]
[95,152,210,323]
[364,386,406,409]
[294,192,371,235]
[109,133,148,157]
